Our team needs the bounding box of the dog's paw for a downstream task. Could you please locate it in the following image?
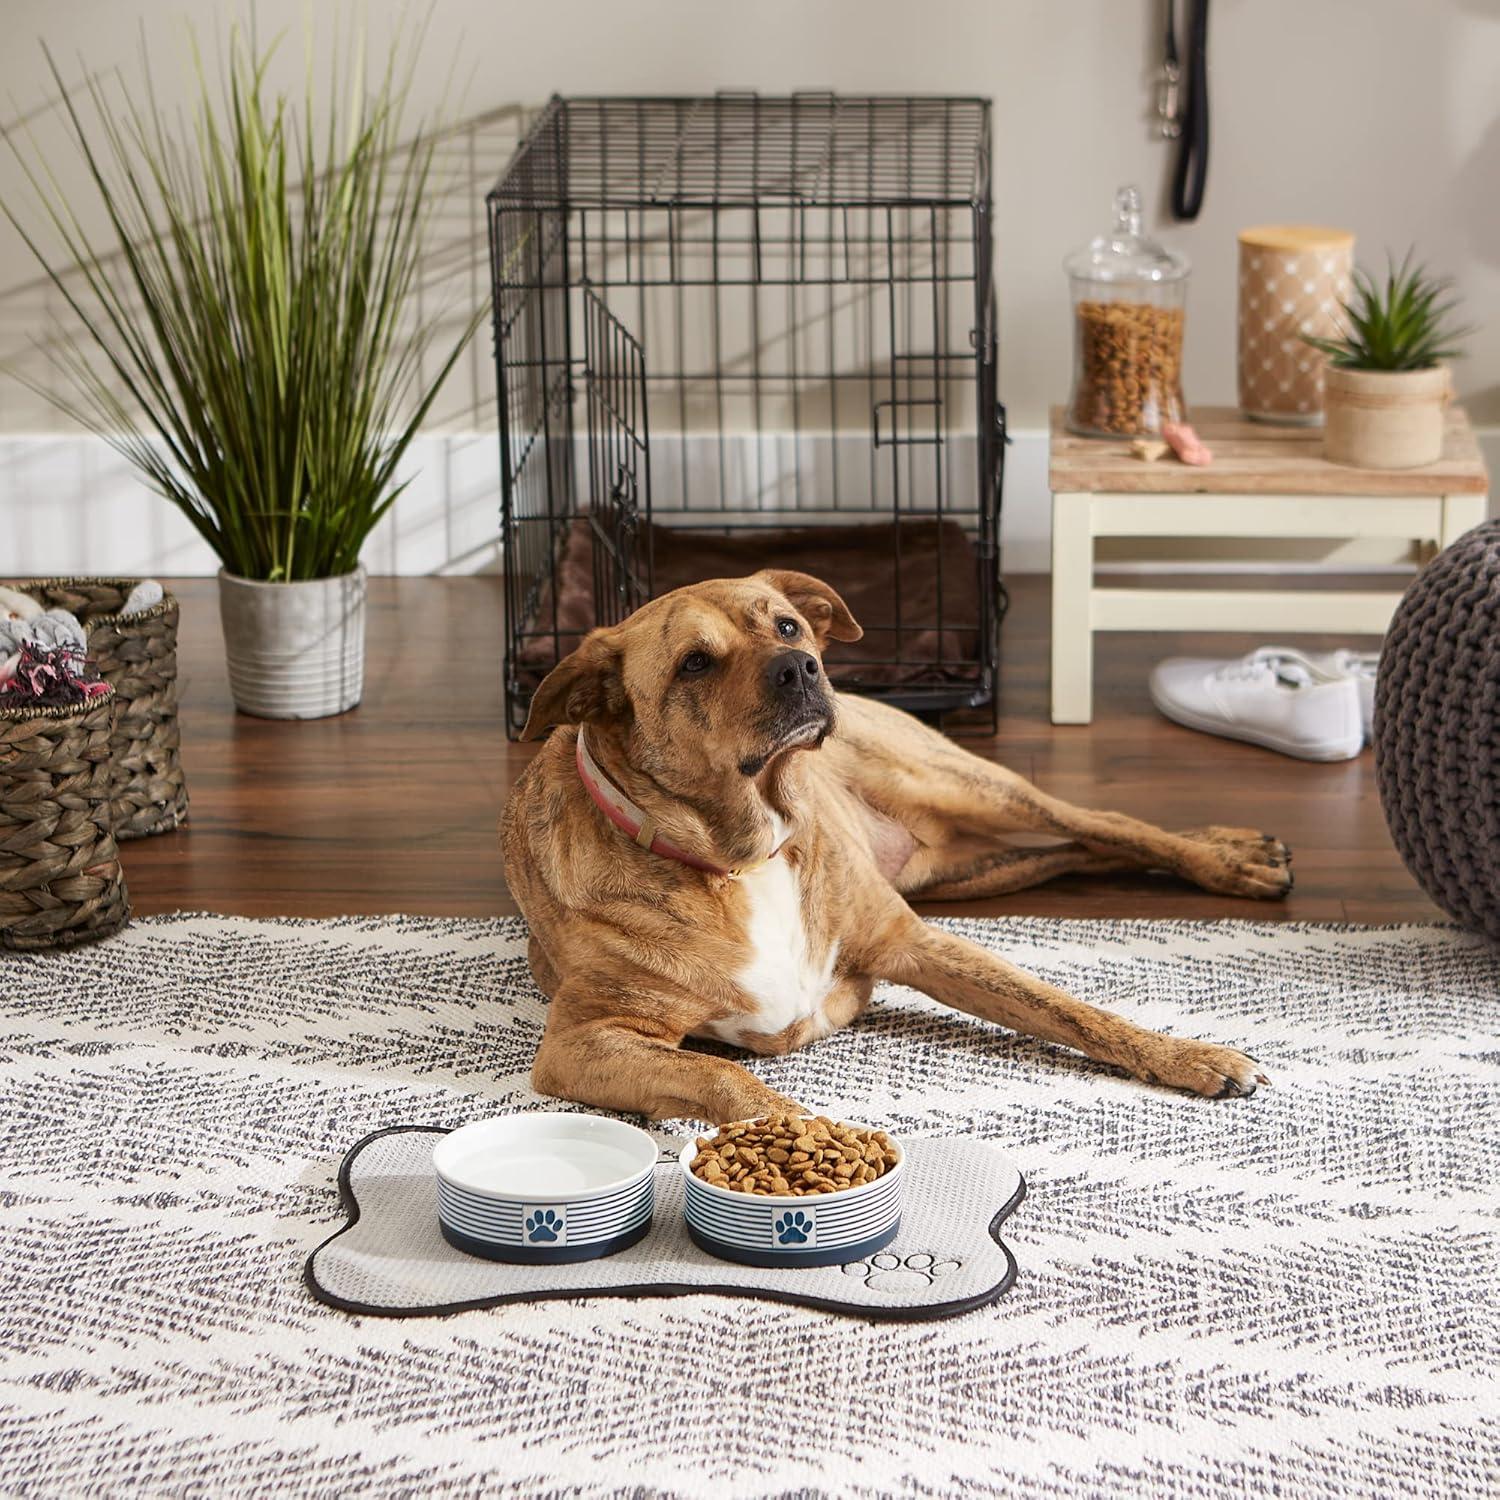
[1175,827,1293,900]
[1143,1037,1271,1099]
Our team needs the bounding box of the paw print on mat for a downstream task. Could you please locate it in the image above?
[525,1208,564,1243]
[841,1251,962,1293]
[774,1209,813,1245]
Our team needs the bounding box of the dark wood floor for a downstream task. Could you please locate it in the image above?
[120,575,1438,924]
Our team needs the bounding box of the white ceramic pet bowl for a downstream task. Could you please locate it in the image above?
[680,1121,905,1268]
[433,1113,658,1264]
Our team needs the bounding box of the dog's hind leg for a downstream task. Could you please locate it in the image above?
[898,840,1137,899]
[831,698,1291,900]
[864,910,1268,1099]
[978,785,1294,900]
[533,1003,803,1124]
[923,767,1290,899]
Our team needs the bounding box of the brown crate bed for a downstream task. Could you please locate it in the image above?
[514,517,983,692]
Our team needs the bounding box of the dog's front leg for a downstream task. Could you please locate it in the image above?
[533,1007,804,1124]
[871,916,1268,1099]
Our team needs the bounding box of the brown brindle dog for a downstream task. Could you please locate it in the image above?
[503,571,1286,1123]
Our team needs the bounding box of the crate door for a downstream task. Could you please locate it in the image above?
[583,289,653,625]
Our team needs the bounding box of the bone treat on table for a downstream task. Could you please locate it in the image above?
[1162,420,1214,465]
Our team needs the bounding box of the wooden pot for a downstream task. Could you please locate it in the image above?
[1323,365,1450,469]
[1237,224,1354,426]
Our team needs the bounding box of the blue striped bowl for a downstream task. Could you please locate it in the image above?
[433,1113,658,1264]
[680,1122,904,1268]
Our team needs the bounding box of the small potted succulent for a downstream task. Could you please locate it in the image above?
[1303,252,1472,470]
[1,27,479,718]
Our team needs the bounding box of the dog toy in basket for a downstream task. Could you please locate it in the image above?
[0,641,108,705]
[4,578,187,839]
[0,599,105,706]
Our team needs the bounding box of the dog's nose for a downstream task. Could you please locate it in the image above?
[766,649,821,696]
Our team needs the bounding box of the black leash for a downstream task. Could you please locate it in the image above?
[1162,0,1210,221]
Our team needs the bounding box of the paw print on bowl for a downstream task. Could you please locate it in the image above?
[841,1251,961,1293]
[774,1209,814,1245]
[525,1208,565,1244]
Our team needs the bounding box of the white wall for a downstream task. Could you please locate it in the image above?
[2,0,1497,575]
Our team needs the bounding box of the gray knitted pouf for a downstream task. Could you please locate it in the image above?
[1374,520,1500,939]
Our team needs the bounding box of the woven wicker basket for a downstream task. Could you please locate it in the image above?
[0,688,129,951]
[13,578,189,839]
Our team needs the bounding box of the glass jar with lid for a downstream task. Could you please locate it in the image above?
[1064,185,1189,437]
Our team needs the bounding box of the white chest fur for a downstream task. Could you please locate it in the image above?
[704,857,840,1047]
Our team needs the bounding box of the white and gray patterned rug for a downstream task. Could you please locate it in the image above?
[2,913,1498,1498]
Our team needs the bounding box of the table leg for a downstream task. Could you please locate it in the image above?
[1441,493,1488,548]
[1050,490,1095,724]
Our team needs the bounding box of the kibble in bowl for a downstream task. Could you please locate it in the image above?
[681,1115,905,1268]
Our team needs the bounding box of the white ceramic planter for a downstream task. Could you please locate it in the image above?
[1323,365,1450,469]
[217,568,366,719]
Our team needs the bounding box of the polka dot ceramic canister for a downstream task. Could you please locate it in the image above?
[1237,226,1354,425]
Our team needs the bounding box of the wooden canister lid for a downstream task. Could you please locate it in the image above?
[1238,225,1355,252]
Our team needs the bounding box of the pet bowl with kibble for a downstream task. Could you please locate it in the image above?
[433,1112,658,1264]
[680,1116,905,1268]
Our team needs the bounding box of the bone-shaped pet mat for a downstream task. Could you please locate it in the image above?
[306,1127,1025,1322]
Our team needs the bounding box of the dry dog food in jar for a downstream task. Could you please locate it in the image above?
[1065,185,1189,438]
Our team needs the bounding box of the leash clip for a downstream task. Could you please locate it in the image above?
[1157,60,1183,139]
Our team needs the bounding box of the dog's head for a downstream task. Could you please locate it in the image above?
[521,569,861,789]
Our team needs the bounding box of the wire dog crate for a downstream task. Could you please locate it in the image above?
[489,93,1005,737]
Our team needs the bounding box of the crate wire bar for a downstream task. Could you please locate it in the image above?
[490,94,1005,736]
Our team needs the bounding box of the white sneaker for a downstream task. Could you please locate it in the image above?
[1318,648,1379,741]
[1149,648,1364,761]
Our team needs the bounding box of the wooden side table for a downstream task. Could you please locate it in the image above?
[1047,405,1491,723]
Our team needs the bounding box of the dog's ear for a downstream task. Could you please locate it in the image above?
[757,570,863,645]
[520,632,627,741]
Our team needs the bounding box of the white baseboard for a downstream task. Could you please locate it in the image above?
[1,425,1493,578]
[0,432,505,579]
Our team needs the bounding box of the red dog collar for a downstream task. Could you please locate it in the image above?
[575,727,785,879]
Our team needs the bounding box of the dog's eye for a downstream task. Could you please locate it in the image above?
[775,618,800,641]
[679,650,713,676]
